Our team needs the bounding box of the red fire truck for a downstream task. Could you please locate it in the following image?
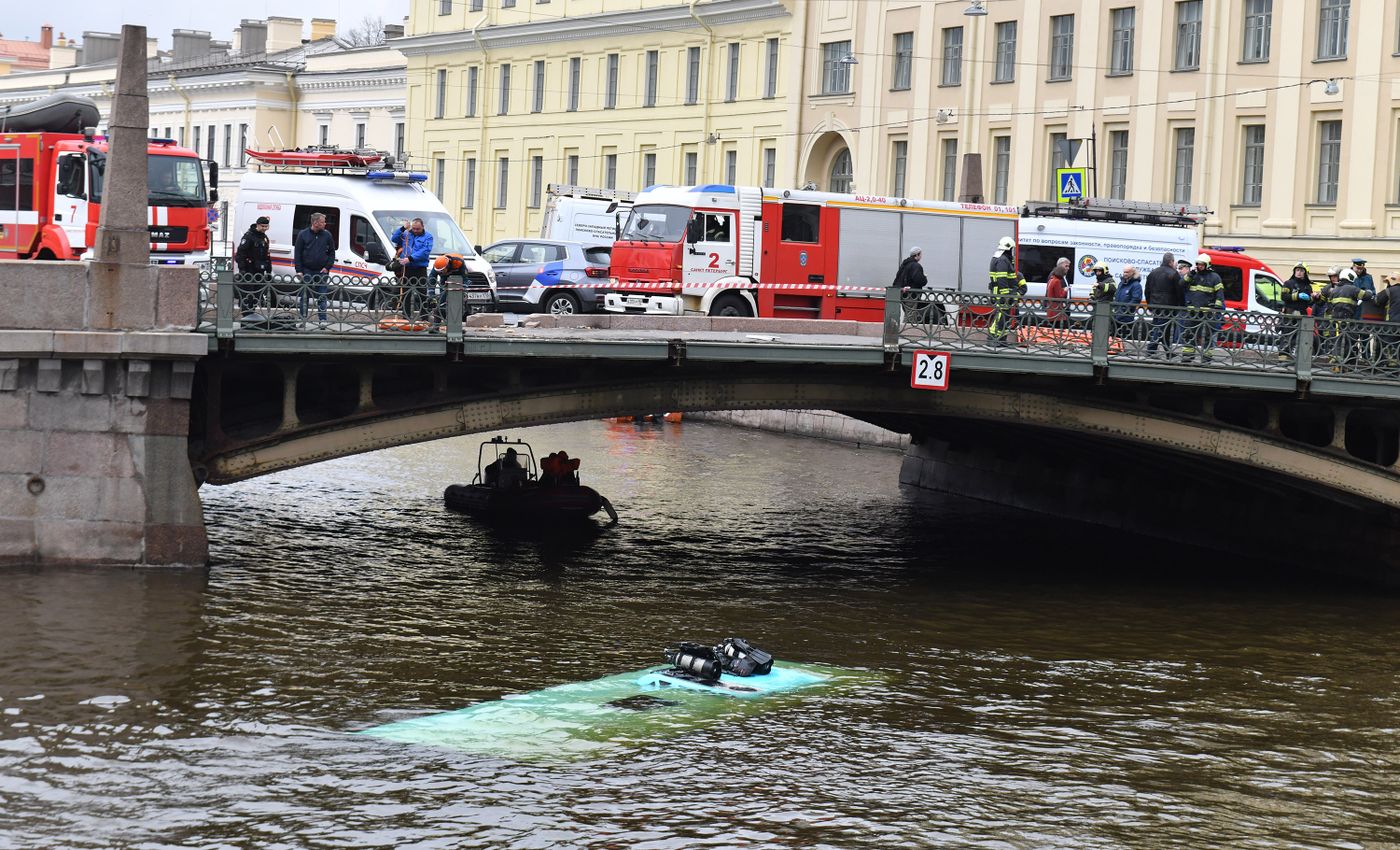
[602,185,1020,321]
[0,131,215,265]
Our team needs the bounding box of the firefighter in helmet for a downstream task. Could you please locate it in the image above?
[1275,262,1315,360]
[1181,252,1224,362]
[1088,261,1116,302]
[1319,267,1372,365]
[987,235,1027,346]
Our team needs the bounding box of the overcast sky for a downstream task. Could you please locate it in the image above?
[4,0,407,46]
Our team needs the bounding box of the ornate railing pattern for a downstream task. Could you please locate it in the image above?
[884,287,1400,385]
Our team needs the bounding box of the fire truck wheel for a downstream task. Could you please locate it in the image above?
[543,291,581,315]
[710,292,753,318]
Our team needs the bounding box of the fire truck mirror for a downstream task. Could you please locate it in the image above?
[686,217,703,245]
[208,160,219,189]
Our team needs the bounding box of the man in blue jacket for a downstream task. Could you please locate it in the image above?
[392,218,435,321]
[294,212,336,328]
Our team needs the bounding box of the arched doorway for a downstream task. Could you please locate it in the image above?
[829,149,853,193]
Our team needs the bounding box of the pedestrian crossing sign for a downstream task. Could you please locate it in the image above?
[1056,168,1088,203]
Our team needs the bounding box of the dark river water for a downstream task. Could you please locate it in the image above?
[3,419,1400,849]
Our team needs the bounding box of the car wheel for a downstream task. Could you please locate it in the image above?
[710,292,754,318]
[543,291,581,315]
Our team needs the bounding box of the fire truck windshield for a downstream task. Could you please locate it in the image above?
[620,204,689,242]
[87,152,208,207]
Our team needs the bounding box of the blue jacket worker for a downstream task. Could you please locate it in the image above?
[392,219,435,277]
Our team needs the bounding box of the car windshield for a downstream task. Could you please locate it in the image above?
[620,204,690,242]
[372,210,476,256]
[89,152,207,207]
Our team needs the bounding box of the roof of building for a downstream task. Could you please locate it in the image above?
[0,38,49,70]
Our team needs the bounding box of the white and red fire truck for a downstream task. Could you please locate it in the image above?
[602,186,1284,321]
[0,131,215,265]
[602,184,1020,322]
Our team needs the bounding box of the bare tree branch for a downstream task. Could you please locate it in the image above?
[343,15,386,47]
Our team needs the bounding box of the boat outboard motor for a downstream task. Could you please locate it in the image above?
[664,641,721,682]
[718,637,773,677]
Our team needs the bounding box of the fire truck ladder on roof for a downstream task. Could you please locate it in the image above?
[1022,197,1212,228]
[547,183,639,203]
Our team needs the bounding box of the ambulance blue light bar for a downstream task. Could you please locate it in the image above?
[365,170,429,183]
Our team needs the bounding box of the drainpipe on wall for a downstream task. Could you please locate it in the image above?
[169,75,191,145]
[285,70,300,148]
[471,17,490,231]
[792,0,809,186]
[688,0,715,182]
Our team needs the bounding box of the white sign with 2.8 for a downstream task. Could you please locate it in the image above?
[910,350,951,391]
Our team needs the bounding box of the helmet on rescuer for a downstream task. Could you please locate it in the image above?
[1091,261,1110,273]
[1340,268,1358,283]
[1194,253,1211,266]
[997,236,1015,251]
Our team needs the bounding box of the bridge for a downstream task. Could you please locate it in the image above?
[9,263,1400,582]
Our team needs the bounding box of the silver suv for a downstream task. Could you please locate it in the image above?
[480,239,611,315]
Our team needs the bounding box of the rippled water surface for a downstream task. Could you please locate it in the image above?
[3,420,1400,849]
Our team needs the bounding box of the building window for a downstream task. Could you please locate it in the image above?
[1173,127,1195,205]
[891,140,908,197]
[1318,0,1349,60]
[605,153,618,189]
[314,125,324,147]
[1109,129,1129,200]
[470,0,482,10]
[941,27,963,86]
[530,155,543,208]
[1317,120,1342,204]
[503,0,515,6]
[206,125,214,162]
[192,126,200,155]
[1049,130,1069,196]
[1242,0,1272,62]
[238,124,248,167]
[686,47,701,104]
[1241,125,1265,206]
[1174,1,1202,70]
[394,122,404,161]
[725,149,737,185]
[605,54,619,109]
[763,147,776,186]
[467,66,478,117]
[434,157,446,200]
[496,157,509,209]
[822,41,852,94]
[727,43,740,102]
[892,32,913,90]
[645,50,659,107]
[685,151,698,184]
[533,60,545,113]
[1049,15,1074,81]
[1109,8,1134,75]
[766,38,779,99]
[354,123,365,150]
[567,154,579,185]
[463,158,476,209]
[568,58,580,111]
[994,21,1017,83]
[498,64,511,115]
[436,69,446,119]
[993,136,1011,205]
[222,124,231,167]
[829,149,853,193]
[941,138,958,201]
[439,0,451,14]
[644,152,657,187]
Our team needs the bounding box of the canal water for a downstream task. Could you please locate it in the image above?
[3,420,1399,849]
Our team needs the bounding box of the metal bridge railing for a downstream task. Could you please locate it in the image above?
[197,270,495,342]
[884,287,1400,385]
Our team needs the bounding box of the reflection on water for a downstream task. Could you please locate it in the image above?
[2,420,1399,848]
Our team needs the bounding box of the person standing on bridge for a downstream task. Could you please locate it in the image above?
[988,236,1026,346]
[234,215,272,316]
[392,218,435,323]
[1145,252,1185,358]
[294,212,336,329]
[893,247,927,290]
[1275,262,1315,361]
[1181,253,1224,363]
[1044,257,1072,328]
[1319,268,1371,366]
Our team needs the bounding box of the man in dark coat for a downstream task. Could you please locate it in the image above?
[234,216,272,314]
[294,212,336,328]
[1145,252,1184,357]
[893,247,927,290]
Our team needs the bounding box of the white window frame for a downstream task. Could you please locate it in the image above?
[1049,15,1074,81]
[941,27,963,86]
[1243,0,1272,62]
[1317,0,1349,60]
[1316,120,1342,204]
[821,41,852,94]
[1109,7,1135,76]
[1175,1,1202,70]
[994,21,1017,83]
[892,32,913,91]
[1241,125,1265,206]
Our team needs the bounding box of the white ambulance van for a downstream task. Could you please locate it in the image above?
[235,165,497,307]
[1018,202,1199,300]
[540,183,636,245]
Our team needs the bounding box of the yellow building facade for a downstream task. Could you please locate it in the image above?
[796,0,1400,276]
[397,0,801,243]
